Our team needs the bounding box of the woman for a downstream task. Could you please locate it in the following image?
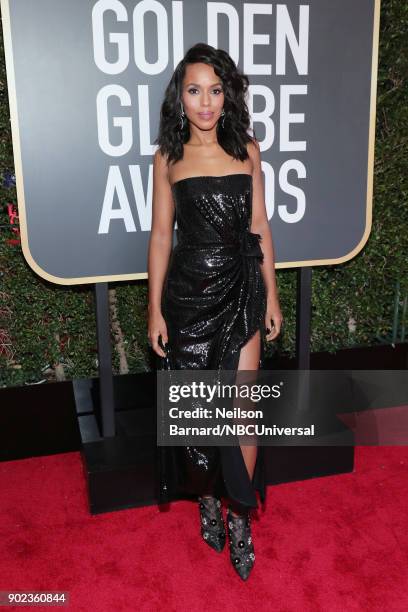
[147,42,282,580]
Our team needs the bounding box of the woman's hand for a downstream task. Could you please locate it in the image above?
[148,307,168,358]
[264,298,283,342]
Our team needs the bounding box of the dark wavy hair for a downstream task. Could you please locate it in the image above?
[154,43,255,165]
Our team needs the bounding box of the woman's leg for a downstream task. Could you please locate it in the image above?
[230,329,261,516]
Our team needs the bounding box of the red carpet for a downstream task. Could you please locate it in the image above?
[1,447,408,611]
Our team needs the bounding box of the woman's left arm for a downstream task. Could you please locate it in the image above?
[248,138,283,342]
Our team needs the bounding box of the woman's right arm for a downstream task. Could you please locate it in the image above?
[147,149,175,358]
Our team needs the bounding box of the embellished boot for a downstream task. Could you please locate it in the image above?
[226,507,255,580]
[198,495,226,553]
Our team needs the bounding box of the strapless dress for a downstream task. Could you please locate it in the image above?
[157,173,267,510]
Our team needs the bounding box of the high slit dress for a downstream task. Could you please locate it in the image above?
[157,173,267,511]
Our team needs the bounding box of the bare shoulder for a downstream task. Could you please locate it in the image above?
[246,137,261,173]
[246,137,261,160]
[154,147,169,170]
[153,147,171,185]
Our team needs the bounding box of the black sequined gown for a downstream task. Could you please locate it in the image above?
[158,173,267,511]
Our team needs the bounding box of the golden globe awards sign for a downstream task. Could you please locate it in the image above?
[1,0,380,285]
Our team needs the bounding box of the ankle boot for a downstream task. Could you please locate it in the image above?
[226,507,255,580]
[198,496,226,553]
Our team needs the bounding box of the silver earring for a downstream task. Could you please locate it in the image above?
[180,103,185,130]
[221,109,225,129]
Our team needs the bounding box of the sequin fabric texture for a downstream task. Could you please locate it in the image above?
[158,173,267,509]
[162,173,266,371]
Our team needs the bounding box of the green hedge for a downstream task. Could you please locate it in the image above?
[0,0,407,387]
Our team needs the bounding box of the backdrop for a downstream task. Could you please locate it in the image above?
[1,0,380,284]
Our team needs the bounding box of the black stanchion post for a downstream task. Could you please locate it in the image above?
[94,282,115,437]
[296,266,312,370]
